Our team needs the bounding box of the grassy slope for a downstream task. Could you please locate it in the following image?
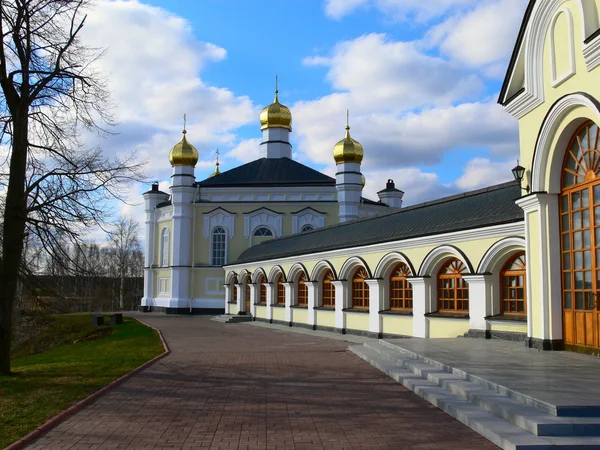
[0,314,164,448]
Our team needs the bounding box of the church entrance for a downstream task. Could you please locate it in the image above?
[560,121,600,351]
[245,280,251,315]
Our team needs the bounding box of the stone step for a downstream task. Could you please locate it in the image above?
[363,342,600,437]
[211,314,253,324]
[376,339,599,418]
[349,344,600,449]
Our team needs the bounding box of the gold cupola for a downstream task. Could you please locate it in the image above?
[209,149,221,178]
[169,116,199,167]
[259,76,292,131]
[333,111,364,164]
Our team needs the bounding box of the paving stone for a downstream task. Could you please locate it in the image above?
[25,315,498,450]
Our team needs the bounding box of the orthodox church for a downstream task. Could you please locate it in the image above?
[218,0,600,355]
[140,88,402,313]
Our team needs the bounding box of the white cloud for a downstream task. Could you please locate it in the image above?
[425,0,528,74]
[80,0,257,182]
[325,0,369,20]
[454,157,515,191]
[226,138,262,164]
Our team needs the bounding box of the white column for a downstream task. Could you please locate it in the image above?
[409,277,432,338]
[248,283,257,315]
[306,281,318,328]
[265,283,274,321]
[235,283,243,314]
[517,193,562,344]
[224,284,232,314]
[463,274,492,333]
[283,282,294,323]
[141,269,154,307]
[332,280,348,330]
[366,279,384,335]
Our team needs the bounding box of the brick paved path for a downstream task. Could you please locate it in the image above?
[26,316,498,450]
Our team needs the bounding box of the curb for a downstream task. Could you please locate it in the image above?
[4,317,170,450]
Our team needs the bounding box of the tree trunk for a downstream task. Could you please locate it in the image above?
[119,273,124,311]
[0,116,29,374]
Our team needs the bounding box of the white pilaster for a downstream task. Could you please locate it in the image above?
[410,277,432,338]
[141,185,168,307]
[248,283,257,315]
[265,283,274,321]
[366,279,385,335]
[235,283,243,313]
[463,274,492,332]
[516,193,562,342]
[283,282,294,323]
[224,284,232,314]
[332,280,348,330]
[306,281,318,328]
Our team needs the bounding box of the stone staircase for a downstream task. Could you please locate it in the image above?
[349,340,600,449]
[211,314,253,324]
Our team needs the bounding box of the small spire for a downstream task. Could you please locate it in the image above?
[183,113,187,135]
[274,75,279,103]
[345,109,351,138]
[214,149,221,175]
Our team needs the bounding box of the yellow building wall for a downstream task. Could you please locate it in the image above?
[345,312,369,331]
[292,308,308,324]
[155,269,171,297]
[190,267,225,299]
[255,305,267,319]
[272,307,286,322]
[154,221,173,267]
[316,309,335,328]
[381,315,413,336]
[517,1,600,181]
[489,321,527,333]
[229,304,239,315]
[428,318,470,338]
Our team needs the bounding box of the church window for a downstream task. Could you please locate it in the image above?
[300,224,314,233]
[322,270,335,308]
[276,274,285,305]
[351,268,369,309]
[211,227,227,266]
[160,228,170,267]
[501,252,526,314]
[232,278,238,303]
[258,274,267,304]
[437,259,469,312]
[254,227,273,237]
[297,273,308,306]
[390,263,413,310]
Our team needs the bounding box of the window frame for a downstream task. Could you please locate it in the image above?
[210,226,227,266]
[389,263,413,311]
[253,226,274,237]
[500,252,527,315]
[437,258,469,313]
[160,228,170,267]
[322,270,335,308]
[297,273,308,306]
[276,274,286,305]
[351,268,370,309]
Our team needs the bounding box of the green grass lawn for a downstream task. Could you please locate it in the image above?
[0,314,164,448]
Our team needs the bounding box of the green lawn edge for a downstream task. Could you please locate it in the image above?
[0,315,164,448]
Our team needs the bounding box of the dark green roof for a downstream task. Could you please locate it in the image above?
[197,157,335,187]
[231,181,524,266]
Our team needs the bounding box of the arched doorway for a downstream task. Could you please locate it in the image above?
[560,121,600,350]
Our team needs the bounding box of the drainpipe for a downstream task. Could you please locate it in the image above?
[189,184,200,313]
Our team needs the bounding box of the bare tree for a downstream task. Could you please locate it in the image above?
[107,215,141,311]
[0,0,145,374]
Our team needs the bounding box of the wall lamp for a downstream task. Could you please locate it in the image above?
[511,160,530,193]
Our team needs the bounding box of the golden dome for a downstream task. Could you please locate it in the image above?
[260,89,292,131]
[209,150,221,177]
[333,125,364,164]
[361,173,366,188]
[169,129,199,167]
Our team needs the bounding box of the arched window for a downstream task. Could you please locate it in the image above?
[276,274,285,305]
[300,224,314,233]
[211,227,226,266]
[232,277,238,303]
[245,278,251,312]
[389,263,413,310]
[253,227,273,237]
[297,273,308,306]
[501,252,526,314]
[437,259,469,312]
[160,228,170,267]
[322,270,335,308]
[351,268,369,309]
[258,275,267,304]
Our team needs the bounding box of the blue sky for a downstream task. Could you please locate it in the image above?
[77,0,529,231]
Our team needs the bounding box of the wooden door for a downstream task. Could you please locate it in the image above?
[561,121,600,351]
[245,282,251,314]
